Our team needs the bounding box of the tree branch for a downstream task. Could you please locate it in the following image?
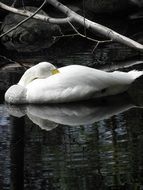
[0,0,143,50]
[0,1,71,24]
[47,0,143,50]
[0,0,47,38]
[68,20,112,43]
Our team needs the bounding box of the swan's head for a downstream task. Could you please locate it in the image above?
[5,84,27,104]
[18,62,59,86]
[34,62,59,79]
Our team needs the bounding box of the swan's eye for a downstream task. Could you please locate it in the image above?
[51,69,60,75]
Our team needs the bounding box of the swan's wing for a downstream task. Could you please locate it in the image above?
[26,65,131,103]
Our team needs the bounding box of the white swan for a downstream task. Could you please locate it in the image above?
[5,61,143,104]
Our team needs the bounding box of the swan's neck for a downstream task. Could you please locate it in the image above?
[18,69,37,87]
[18,66,60,87]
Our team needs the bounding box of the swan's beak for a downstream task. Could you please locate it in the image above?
[51,69,60,75]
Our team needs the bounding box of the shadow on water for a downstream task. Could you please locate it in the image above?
[0,15,143,190]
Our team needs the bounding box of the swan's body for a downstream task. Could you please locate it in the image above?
[5,62,143,104]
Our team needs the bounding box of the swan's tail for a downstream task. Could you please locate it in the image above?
[128,70,143,80]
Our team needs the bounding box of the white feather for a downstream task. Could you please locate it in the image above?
[5,62,143,104]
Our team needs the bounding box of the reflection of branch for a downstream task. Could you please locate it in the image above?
[0,0,143,50]
[0,0,47,38]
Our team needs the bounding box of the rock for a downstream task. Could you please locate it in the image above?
[0,6,61,52]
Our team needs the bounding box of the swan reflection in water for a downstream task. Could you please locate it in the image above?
[6,93,142,131]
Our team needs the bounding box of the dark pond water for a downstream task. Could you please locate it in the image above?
[0,15,143,190]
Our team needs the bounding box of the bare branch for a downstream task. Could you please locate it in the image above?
[0,0,47,38]
[0,1,72,24]
[53,33,79,39]
[68,21,112,44]
[47,0,143,50]
[0,0,143,50]
[53,20,112,52]
[92,42,100,53]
